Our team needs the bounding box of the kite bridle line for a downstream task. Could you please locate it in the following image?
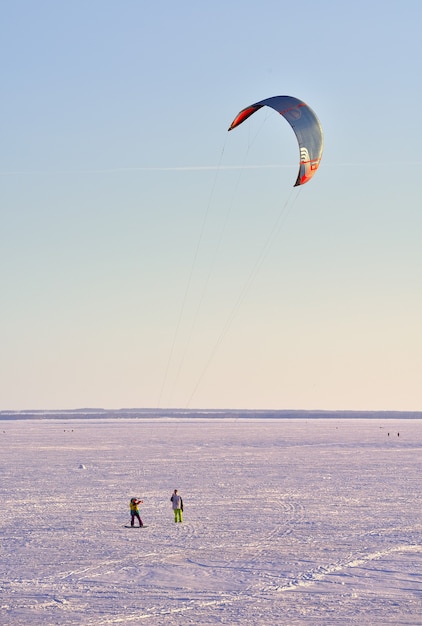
[164,111,275,406]
[184,185,301,409]
[156,136,229,409]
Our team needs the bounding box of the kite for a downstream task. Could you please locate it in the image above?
[228,95,323,186]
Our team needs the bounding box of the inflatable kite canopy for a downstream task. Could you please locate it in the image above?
[228,95,323,187]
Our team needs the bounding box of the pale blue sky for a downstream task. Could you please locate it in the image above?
[1,0,421,410]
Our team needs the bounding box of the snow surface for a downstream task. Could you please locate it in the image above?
[0,417,421,625]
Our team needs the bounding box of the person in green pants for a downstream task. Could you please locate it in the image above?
[170,489,183,523]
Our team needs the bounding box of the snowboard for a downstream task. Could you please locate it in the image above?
[124,525,148,528]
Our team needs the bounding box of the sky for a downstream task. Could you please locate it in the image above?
[1,0,421,411]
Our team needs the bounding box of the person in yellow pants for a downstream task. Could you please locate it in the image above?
[170,489,183,523]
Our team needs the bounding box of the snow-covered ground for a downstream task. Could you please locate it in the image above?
[1,417,421,625]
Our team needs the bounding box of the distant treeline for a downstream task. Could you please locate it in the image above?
[0,409,421,421]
